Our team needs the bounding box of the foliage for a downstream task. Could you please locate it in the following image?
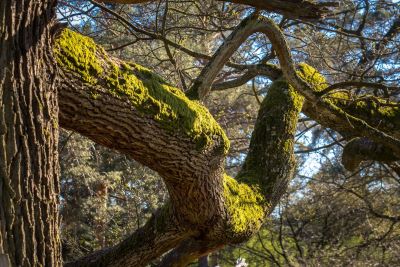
[59,130,167,261]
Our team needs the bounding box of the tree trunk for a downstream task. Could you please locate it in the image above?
[0,1,60,266]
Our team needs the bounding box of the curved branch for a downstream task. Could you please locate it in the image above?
[212,71,258,91]
[212,64,282,91]
[64,206,191,267]
[342,137,399,171]
[54,15,398,263]
[150,78,305,267]
[187,12,400,160]
[55,28,234,266]
[236,78,303,211]
[55,28,306,263]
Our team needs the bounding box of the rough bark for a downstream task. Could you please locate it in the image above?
[54,29,229,266]
[236,78,303,211]
[155,76,304,267]
[342,137,399,171]
[0,1,396,266]
[302,94,400,139]
[54,29,229,232]
[0,1,61,266]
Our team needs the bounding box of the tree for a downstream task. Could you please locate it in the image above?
[1,0,399,266]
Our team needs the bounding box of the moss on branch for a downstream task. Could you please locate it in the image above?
[54,29,229,153]
[223,64,334,239]
[223,174,266,241]
[295,63,400,133]
[223,69,313,239]
[297,63,328,92]
[236,78,304,193]
[325,92,400,131]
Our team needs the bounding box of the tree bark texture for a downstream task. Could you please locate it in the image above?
[0,1,60,266]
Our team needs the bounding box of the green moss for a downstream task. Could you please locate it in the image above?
[54,29,229,153]
[235,79,302,196]
[296,63,328,92]
[224,71,313,238]
[90,92,100,100]
[54,29,103,84]
[262,78,305,114]
[379,105,400,119]
[283,139,294,153]
[295,63,400,129]
[223,174,266,238]
[322,90,400,129]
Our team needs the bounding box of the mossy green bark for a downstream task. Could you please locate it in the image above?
[223,67,314,239]
[236,77,304,195]
[296,63,400,133]
[223,174,266,240]
[326,92,400,131]
[296,63,327,92]
[54,29,229,153]
[53,28,104,84]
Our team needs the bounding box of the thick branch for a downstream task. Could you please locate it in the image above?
[302,93,400,140]
[54,15,398,263]
[55,29,230,232]
[142,78,304,267]
[65,206,190,267]
[342,137,399,171]
[257,21,400,159]
[55,28,235,266]
[236,78,303,211]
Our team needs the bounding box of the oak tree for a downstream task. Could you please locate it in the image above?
[1,0,399,266]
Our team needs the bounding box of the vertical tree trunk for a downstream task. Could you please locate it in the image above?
[0,1,60,266]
